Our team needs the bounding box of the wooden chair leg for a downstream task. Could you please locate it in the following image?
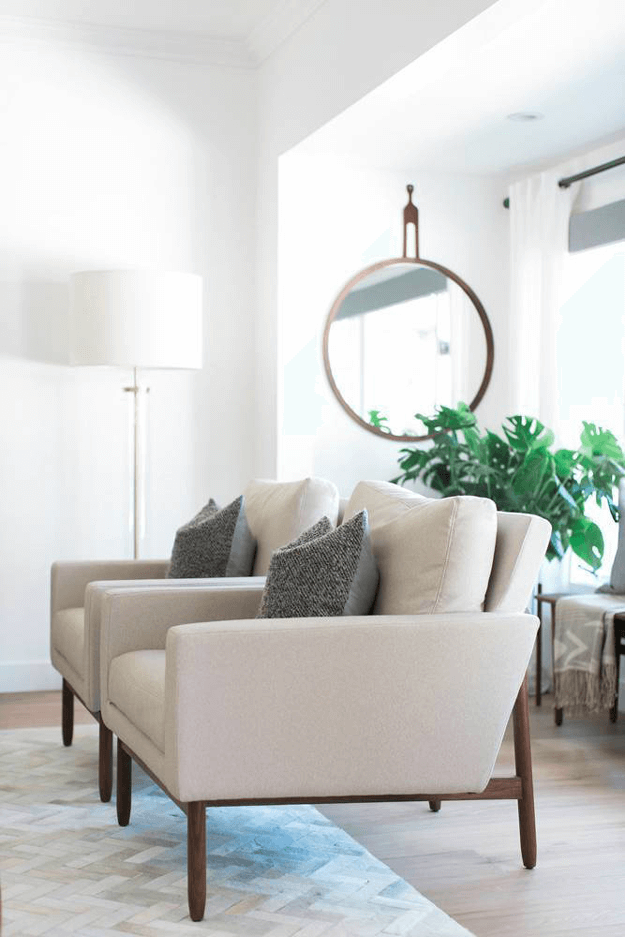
[116,739,131,827]
[187,802,206,922]
[429,800,441,812]
[62,679,74,747]
[610,619,622,723]
[98,722,113,803]
[513,675,537,869]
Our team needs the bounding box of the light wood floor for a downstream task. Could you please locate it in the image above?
[1,692,624,937]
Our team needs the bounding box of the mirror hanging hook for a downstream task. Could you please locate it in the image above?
[403,184,419,259]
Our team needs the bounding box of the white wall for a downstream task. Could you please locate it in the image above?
[277,155,510,496]
[0,38,256,691]
[255,0,501,477]
[0,0,503,693]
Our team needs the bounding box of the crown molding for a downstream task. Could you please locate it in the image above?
[246,0,327,63]
[0,15,254,68]
[0,1,329,69]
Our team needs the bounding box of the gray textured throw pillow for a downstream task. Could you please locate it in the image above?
[168,495,256,578]
[257,510,378,618]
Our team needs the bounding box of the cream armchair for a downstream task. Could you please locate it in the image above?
[50,476,339,801]
[98,482,551,922]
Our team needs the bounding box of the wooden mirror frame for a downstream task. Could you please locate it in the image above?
[321,187,495,442]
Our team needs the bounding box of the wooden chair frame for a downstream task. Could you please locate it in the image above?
[62,678,114,803]
[114,676,535,922]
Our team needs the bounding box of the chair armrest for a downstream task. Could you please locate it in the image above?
[51,559,170,614]
[100,584,265,711]
[83,577,263,713]
[163,612,538,803]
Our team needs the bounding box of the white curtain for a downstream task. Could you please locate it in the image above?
[508,166,582,434]
[508,165,584,682]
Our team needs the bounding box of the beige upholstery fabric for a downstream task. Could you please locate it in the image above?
[99,498,550,806]
[50,607,90,707]
[50,560,170,712]
[99,584,265,706]
[159,612,536,802]
[100,585,266,785]
[51,474,338,712]
[344,480,425,528]
[109,651,166,753]
[50,575,263,713]
[86,576,264,712]
[51,560,170,618]
[244,477,340,575]
[50,608,84,678]
[485,512,553,613]
[347,481,497,615]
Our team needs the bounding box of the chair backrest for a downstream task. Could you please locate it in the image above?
[344,480,551,615]
[244,477,340,575]
[485,511,552,613]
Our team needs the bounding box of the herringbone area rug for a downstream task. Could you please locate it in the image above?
[0,726,473,936]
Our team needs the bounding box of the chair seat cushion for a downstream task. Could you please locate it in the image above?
[109,650,166,752]
[51,608,85,677]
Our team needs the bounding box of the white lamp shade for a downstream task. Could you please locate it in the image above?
[70,270,203,369]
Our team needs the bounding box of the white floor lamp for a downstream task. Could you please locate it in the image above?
[69,269,203,558]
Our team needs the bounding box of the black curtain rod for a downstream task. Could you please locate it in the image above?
[503,155,625,209]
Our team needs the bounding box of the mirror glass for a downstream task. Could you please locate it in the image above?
[324,260,493,440]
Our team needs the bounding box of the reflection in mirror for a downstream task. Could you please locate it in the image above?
[326,261,489,439]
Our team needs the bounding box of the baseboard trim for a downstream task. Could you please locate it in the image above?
[0,661,62,693]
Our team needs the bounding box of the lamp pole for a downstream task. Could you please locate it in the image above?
[123,367,149,559]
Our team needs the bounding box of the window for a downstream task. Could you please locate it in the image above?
[557,238,625,583]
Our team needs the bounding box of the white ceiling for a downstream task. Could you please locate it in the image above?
[0,0,286,38]
[1,0,623,174]
[296,0,625,175]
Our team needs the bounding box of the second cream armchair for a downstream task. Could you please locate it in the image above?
[50,476,339,800]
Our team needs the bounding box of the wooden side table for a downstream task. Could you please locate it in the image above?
[533,585,570,712]
[534,586,625,724]
[610,612,625,722]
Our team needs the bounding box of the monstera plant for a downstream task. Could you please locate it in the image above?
[391,402,625,570]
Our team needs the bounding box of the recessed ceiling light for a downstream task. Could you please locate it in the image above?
[507,112,544,122]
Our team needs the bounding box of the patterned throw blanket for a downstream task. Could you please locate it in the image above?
[553,593,624,714]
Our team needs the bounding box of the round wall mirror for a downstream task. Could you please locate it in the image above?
[322,188,495,442]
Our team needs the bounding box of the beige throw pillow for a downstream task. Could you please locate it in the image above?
[244,477,340,575]
[345,480,497,615]
[371,495,498,615]
[344,479,426,529]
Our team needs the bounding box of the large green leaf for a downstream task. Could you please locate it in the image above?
[570,516,604,570]
[580,422,625,460]
[503,415,555,453]
[397,449,428,471]
[368,409,391,433]
[484,431,515,472]
[511,449,554,505]
[414,402,476,438]
[554,448,576,480]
